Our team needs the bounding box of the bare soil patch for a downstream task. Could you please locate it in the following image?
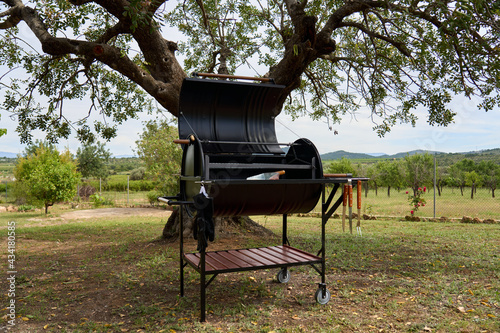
[60,207,172,219]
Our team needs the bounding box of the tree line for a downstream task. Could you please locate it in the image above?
[8,126,499,214]
[327,153,500,199]
[7,120,181,214]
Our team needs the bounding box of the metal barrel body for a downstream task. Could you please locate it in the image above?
[207,182,322,216]
[179,78,285,154]
[180,136,323,217]
[178,77,324,217]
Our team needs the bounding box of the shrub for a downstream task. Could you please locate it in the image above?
[147,191,163,206]
[78,184,96,200]
[89,193,112,207]
[129,167,146,180]
[18,204,36,212]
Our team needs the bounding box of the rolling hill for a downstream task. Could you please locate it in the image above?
[321,148,500,165]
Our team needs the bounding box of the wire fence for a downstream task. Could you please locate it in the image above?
[308,182,500,222]
[1,181,498,221]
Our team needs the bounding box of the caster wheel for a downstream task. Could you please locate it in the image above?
[276,269,290,283]
[315,287,331,305]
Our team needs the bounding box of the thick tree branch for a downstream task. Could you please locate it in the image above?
[322,1,386,34]
[96,20,131,44]
[0,2,21,29]
[12,1,183,115]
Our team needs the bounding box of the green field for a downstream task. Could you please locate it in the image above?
[308,186,499,221]
[0,209,498,332]
[1,184,499,221]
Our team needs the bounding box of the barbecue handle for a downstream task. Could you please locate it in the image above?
[324,173,353,178]
[193,72,273,82]
[173,139,191,145]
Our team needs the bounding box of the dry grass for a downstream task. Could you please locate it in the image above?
[0,209,498,332]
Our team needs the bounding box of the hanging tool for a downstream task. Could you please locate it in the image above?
[348,179,353,234]
[357,180,362,236]
[342,184,348,232]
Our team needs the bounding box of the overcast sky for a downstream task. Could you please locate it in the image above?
[1,19,499,157]
[2,95,498,157]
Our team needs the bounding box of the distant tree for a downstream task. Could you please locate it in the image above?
[435,165,447,196]
[375,159,404,197]
[23,139,56,156]
[477,161,500,198]
[108,158,141,174]
[135,119,181,196]
[403,153,434,196]
[14,144,80,213]
[76,142,111,179]
[326,157,356,175]
[129,167,146,181]
[365,163,381,196]
[465,171,482,199]
[449,159,476,196]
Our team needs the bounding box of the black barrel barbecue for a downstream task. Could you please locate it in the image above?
[159,73,367,322]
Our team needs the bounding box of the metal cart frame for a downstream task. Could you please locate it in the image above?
[161,177,366,322]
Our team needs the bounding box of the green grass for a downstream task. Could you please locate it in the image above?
[308,186,500,220]
[1,175,498,220]
[0,209,498,332]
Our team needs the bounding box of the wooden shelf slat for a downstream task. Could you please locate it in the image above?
[183,245,321,274]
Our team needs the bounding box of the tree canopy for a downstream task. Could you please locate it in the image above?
[76,141,111,179]
[13,143,80,213]
[135,119,181,196]
[1,0,499,143]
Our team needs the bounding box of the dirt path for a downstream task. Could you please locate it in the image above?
[60,207,172,219]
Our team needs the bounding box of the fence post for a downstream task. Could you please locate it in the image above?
[99,178,102,194]
[433,154,436,218]
[127,175,130,206]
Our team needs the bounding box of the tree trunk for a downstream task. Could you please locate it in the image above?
[44,202,53,214]
[471,183,474,199]
[492,187,496,198]
[162,207,274,241]
[387,186,391,197]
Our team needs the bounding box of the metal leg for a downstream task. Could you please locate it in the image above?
[282,214,288,246]
[180,206,185,297]
[314,184,331,305]
[321,186,326,285]
[200,246,206,322]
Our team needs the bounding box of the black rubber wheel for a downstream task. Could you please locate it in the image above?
[276,268,291,283]
[315,288,331,305]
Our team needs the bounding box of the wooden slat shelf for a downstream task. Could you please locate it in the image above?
[183,245,321,274]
